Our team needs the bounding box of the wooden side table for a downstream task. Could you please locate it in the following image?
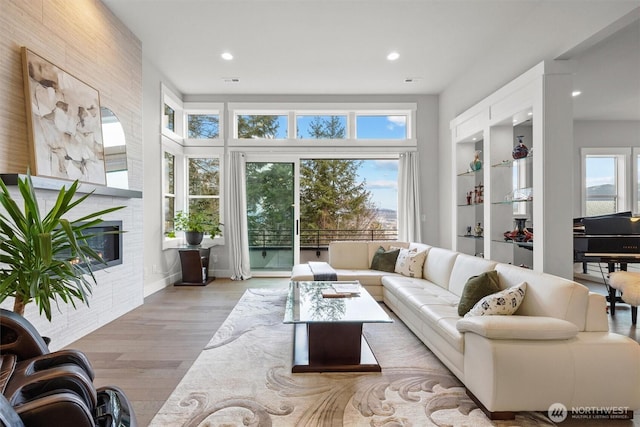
[174,246,215,286]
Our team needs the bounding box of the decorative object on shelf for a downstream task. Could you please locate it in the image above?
[474,183,484,204]
[465,226,472,236]
[504,218,528,242]
[512,135,529,159]
[505,187,533,202]
[174,210,221,246]
[474,222,483,237]
[0,173,124,320]
[21,47,107,185]
[468,150,482,172]
[466,192,472,205]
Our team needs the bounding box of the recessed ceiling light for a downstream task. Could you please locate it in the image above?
[387,52,400,61]
[221,52,233,61]
[572,90,582,97]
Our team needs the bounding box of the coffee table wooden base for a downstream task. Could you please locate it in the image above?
[291,323,381,373]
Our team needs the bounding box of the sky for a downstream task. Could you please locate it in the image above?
[585,156,615,188]
[358,159,398,211]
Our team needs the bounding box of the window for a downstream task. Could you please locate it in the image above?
[163,151,176,236]
[163,104,175,133]
[230,104,415,144]
[187,113,219,139]
[237,114,288,139]
[188,157,221,236]
[296,115,347,139]
[582,148,629,216]
[356,115,407,139]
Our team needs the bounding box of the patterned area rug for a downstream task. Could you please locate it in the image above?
[149,288,554,426]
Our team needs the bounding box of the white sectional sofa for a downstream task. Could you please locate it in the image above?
[291,240,640,419]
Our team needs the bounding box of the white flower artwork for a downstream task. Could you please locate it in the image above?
[22,47,106,185]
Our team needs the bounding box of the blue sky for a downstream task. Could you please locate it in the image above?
[358,159,398,211]
[585,157,615,187]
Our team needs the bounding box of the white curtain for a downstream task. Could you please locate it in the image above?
[228,151,252,280]
[398,151,422,242]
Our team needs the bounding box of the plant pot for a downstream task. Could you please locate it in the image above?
[185,231,204,246]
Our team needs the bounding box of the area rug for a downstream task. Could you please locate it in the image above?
[149,288,554,426]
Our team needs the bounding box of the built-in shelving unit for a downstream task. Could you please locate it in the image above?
[454,132,485,257]
[450,60,574,278]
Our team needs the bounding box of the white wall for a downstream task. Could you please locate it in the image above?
[573,120,640,216]
[142,58,186,295]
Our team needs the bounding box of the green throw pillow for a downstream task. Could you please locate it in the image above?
[370,246,400,272]
[457,270,501,316]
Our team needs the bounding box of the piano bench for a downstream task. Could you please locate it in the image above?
[609,271,640,324]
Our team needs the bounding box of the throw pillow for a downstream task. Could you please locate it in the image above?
[394,248,427,278]
[465,282,527,317]
[370,246,400,272]
[457,270,501,316]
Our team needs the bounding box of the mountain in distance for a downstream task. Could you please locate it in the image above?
[586,184,615,196]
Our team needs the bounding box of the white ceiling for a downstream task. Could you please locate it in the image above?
[103,0,640,120]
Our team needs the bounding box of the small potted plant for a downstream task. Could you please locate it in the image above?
[173,210,220,246]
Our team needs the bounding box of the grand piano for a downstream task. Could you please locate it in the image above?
[574,211,640,273]
[574,211,640,313]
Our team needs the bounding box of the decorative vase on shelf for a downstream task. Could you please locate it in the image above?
[469,150,482,171]
[474,222,483,237]
[512,135,529,159]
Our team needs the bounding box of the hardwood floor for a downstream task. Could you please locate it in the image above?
[67,275,639,426]
[66,277,290,426]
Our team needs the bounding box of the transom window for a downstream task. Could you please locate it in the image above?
[355,115,407,139]
[187,113,220,139]
[230,103,415,143]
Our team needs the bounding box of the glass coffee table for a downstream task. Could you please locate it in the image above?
[284,281,393,373]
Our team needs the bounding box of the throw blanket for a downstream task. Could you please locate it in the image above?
[308,261,337,281]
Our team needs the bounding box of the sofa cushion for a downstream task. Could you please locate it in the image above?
[334,269,398,286]
[457,270,501,316]
[465,282,527,317]
[383,275,460,307]
[370,246,400,272]
[395,248,427,278]
[417,304,464,352]
[422,247,459,289]
[329,241,369,269]
[448,254,498,297]
[367,241,409,265]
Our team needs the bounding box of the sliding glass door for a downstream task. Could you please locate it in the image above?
[245,155,398,274]
[245,159,299,272]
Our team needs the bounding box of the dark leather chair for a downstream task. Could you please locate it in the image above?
[0,309,137,427]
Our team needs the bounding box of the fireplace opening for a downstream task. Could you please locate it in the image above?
[77,220,123,271]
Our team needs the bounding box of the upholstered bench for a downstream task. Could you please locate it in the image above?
[609,271,640,324]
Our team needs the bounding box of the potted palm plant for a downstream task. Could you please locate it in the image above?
[173,210,220,246]
[0,174,124,320]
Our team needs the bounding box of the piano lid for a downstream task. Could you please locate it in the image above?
[574,211,636,235]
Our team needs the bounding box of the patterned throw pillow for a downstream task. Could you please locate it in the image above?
[464,282,527,317]
[370,246,400,272]
[394,248,427,278]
